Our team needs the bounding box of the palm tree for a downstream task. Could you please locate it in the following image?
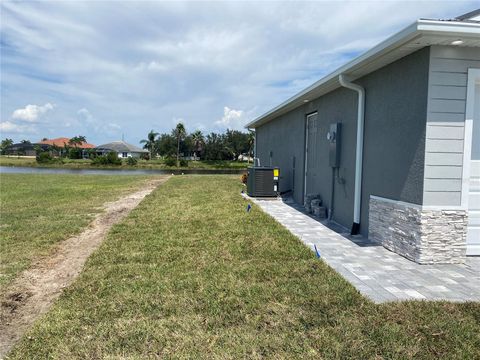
[68,135,87,147]
[140,130,159,160]
[191,130,204,160]
[173,123,186,167]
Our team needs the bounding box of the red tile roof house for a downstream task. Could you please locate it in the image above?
[38,137,96,157]
[38,137,96,148]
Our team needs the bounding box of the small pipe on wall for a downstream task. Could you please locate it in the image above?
[338,74,365,235]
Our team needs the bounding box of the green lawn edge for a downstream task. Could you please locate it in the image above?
[7,176,480,359]
[0,174,156,292]
[0,156,248,171]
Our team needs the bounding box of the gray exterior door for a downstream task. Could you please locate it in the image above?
[304,113,319,202]
[467,79,480,255]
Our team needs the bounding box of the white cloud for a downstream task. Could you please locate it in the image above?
[1,1,477,144]
[134,61,169,72]
[215,106,245,131]
[77,108,94,122]
[11,103,54,122]
[76,108,121,139]
[107,122,121,130]
[0,102,54,136]
[171,117,185,127]
[0,121,35,134]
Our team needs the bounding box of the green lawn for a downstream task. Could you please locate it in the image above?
[7,176,479,359]
[0,174,154,291]
[0,156,248,170]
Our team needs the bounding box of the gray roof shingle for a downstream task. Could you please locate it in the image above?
[95,141,148,153]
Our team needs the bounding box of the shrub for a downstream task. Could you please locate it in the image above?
[179,159,188,167]
[126,156,138,166]
[36,152,53,163]
[241,173,248,184]
[91,156,106,165]
[91,152,121,166]
[164,157,176,167]
[86,149,97,159]
[106,152,122,165]
[68,147,82,159]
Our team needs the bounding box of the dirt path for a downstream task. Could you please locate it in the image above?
[0,176,170,358]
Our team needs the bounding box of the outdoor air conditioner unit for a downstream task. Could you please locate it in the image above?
[246,166,279,197]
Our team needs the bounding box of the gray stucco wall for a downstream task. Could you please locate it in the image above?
[302,89,358,229]
[423,46,480,206]
[255,47,430,236]
[255,106,306,204]
[359,47,430,234]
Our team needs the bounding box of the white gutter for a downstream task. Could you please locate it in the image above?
[338,74,365,235]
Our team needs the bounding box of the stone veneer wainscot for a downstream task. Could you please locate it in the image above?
[369,195,467,264]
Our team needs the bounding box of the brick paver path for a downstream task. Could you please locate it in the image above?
[247,195,480,303]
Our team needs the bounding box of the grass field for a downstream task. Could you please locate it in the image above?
[0,174,154,291]
[8,176,480,359]
[0,156,248,170]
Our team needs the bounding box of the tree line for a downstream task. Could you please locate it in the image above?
[0,124,255,164]
[141,123,254,164]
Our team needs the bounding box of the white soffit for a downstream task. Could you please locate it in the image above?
[246,19,480,129]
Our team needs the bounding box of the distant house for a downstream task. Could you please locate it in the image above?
[38,137,96,149]
[94,141,148,158]
[4,142,47,156]
[37,137,96,158]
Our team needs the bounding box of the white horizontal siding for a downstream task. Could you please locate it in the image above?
[424,179,462,191]
[430,72,467,86]
[424,166,462,179]
[423,191,461,206]
[425,139,464,153]
[424,46,480,206]
[429,99,466,113]
[427,125,464,139]
[430,85,466,100]
[424,152,463,166]
[430,59,480,73]
[427,112,466,123]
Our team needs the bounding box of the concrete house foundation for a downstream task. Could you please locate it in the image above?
[246,10,480,264]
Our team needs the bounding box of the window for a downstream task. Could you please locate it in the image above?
[122,152,128,158]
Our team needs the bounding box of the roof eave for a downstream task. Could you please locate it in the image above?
[245,19,480,129]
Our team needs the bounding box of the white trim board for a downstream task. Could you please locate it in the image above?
[461,68,480,209]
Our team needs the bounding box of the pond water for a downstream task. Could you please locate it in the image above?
[0,166,246,176]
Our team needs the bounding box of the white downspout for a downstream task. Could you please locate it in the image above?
[339,74,365,235]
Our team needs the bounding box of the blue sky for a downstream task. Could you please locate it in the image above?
[0,1,477,146]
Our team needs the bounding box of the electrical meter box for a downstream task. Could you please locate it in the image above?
[327,123,341,168]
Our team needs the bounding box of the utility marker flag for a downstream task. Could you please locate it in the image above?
[314,244,321,258]
[246,204,252,212]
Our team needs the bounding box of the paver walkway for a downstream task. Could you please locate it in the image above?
[246,195,480,303]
